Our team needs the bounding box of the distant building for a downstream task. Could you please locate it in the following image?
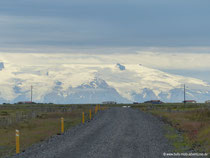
[205,100,210,104]
[144,100,164,104]
[17,101,36,104]
[183,100,196,103]
[133,102,139,104]
[102,101,117,104]
[2,103,10,105]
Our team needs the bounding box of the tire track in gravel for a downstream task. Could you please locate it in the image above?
[11,107,174,158]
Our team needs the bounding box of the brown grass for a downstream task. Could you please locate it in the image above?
[0,104,102,158]
[138,105,210,153]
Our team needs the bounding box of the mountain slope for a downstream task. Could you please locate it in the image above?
[0,62,209,103]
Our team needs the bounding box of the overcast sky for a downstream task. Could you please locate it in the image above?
[0,0,210,49]
[0,0,210,81]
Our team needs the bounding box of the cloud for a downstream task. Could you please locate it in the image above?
[1,51,210,71]
[0,0,210,48]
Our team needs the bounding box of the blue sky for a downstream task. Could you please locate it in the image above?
[0,0,210,82]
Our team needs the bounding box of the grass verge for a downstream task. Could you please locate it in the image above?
[0,104,104,158]
[134,103,210,154]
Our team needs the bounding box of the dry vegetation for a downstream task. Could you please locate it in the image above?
[135,103,210,153]
[0,104,102,158]
[1,103,209,157]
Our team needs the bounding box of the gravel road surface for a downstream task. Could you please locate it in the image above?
[11,107,173,158]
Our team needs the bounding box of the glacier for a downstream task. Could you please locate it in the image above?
[0,59,210,104]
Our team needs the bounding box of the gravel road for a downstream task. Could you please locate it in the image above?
[11,107,173,158]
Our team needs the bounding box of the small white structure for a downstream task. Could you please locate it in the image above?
[122,106,131,108]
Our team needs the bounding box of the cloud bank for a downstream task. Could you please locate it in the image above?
[1,52,210,71]
[0,0,210,49]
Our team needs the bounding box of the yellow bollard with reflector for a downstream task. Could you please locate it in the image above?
[89,109,92,120]
[82,112,85,124]
[16,129,20,154]
[61,117,64,134]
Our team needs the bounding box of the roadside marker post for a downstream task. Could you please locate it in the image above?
[82,112,85,124]
[61,117,64,134]
[16,130,20,154]
[89,109,92,120]
[99,105,100,111]
[95,106,97,114]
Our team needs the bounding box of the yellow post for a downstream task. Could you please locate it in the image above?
[89,109,92,120]
[99,104,100,111]
[82,112,85,124]
[16,129,20,154]
[61,117,64,134]
[95,106,97,114]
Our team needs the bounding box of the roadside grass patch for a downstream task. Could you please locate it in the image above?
[0,104,98,158]
[164,125,191,152]
[135,103,210,153]
[197,126,210,153]
[0,111,9,116]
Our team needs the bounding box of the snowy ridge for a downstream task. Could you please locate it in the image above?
[0,60,210,103]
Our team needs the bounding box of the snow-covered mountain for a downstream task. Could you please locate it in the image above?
[0,60,210,103]
[0,62,4,71]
